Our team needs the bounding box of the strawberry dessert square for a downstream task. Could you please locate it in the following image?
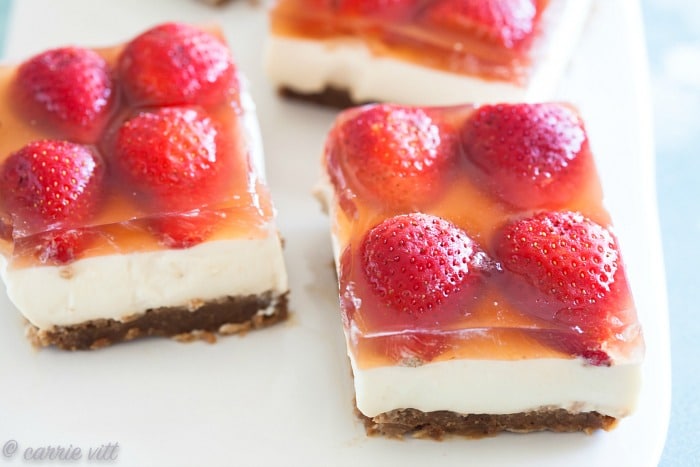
[0,23,289,350]
[266,0,592,106]
[319,102,644,437]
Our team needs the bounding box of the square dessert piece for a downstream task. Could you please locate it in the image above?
[0,23,289,350]
[266,0,592,106]
[320,102,644,437]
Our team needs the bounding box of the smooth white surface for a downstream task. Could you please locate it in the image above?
[0,1,669,466]
[265,0,593,105]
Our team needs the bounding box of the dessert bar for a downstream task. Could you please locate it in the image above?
[0,23,289,350]
[320,102,644,437]
[267,0,591,106]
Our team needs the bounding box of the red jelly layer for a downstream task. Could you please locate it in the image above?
[0,25,274,267]
[270,0,550,84]
[324,103,643,369]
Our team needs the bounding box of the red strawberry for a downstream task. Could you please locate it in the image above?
[15,229,98,265]
[461,103,589,209]
[358,213,489,326]
[424,0,538,48]
[0,140,104,235]
[16,47,114,143]
[337,0,417,17]
[326,104,455,214]
[119,23,237,107]
[113,107,225,211]
[531,329,612,366]
[150,211,224,249]
[495,211,627,329]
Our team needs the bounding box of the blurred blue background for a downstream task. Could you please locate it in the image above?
[641,0,700,465]
[0,0,697,464]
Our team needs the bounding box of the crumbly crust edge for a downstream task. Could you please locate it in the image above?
[357,406,618,439]
[26,291,289,351]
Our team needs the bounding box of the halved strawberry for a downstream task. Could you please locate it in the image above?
[495,211,630,338]
[149,211,225,249]
[424,0,538,48]
[530,329,612,366]
[357,213,490,326]
[326,104,455,214]
[119,23,237,107]
[0,140,104,236]
[113,107,226,211]
[16,47,114,143]
[461,103,589,209]
[15,229,99,265]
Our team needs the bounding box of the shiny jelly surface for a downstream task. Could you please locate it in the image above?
[270,0,550,84]
[323,103,644,369]
[0,24,274,268]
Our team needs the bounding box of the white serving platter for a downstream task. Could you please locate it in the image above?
[0,1,670,466]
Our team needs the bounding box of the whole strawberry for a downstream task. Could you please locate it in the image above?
[0,140,104,235]
[326,104,455,214]
[495,211,628,330]
[357,213,489,326]
[16,47,114,143]
[425,0,538,48]
[461,103,589,209]
[113,107,226,212]
[119,23,237,107]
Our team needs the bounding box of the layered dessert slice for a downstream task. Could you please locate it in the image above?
[266,0,591,106]
[320,102,644,437]
[0,23,289,350]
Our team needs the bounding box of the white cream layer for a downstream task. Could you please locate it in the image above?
[2,233,288,330]
[351,353,641,418]
[318,174,641,419]
[265,0,591,105]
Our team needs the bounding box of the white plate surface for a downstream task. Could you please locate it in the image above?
[0,1,670,466]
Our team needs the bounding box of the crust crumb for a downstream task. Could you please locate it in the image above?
[59,267,74,279]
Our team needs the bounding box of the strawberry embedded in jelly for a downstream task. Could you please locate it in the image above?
[0,23,270,266]
[150,211,226,249]
[336,0,418,18]
[269,0,550,83]
[326,105,456,214]
[324,102,640,368]
[461,103,589,209]
[494,211,630,342]
[14,228,100,266]
[15,47,115,143]
[0,140,104,235]
[113,106,229,212]
[495,211,621,312]
[343,213,493,329]
[119,22,238,107]
[424,0,539,49]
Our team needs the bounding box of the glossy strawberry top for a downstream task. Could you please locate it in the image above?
[324,102,643,369]
[271,0,550,83]
[0,23,271,266]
